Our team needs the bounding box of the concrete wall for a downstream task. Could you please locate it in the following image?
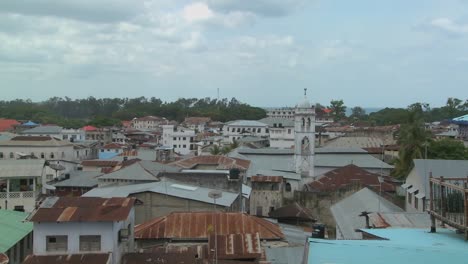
[131,192,233,224]
[4,232,33,264]
[33,209,134,264]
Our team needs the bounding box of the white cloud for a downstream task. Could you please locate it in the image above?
[204,0,306,17]
[183,2,214,23]
[430,17,468,34]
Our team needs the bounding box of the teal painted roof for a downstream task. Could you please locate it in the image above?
[0,210,33,253]
[308,228,467,264]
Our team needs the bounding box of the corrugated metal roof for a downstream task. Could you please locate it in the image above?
[225,120,268,127]
[0,136,72,146]
[20,126,62,135]
[135,212,285,240]
[268,203,315,221]
[53,171,102,188]
[83,181,238,207]
[307,164,395,192]
[171,155,251,171]
[23,253,111,264]
[0,159,45,178]
[29,197,136,222]
[368,212,430,229]
[0,210,33,253]
[81,160,119,167]
[307,228,467,264]
[98,162,159,181]
[208,233,262,260]
[330,188,403,239]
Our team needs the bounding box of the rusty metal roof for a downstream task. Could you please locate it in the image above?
[22,253,111,264]
[81,160,119,167]
[171,155,251,171]
[135,212,284,241]
[208,233,262,260]
[122,253,259,264]
[251,176,283,183]
[29,197,136,222]
[0,253,8,264]
[268,203,315,221]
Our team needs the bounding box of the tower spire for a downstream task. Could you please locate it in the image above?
[304,88,307,97]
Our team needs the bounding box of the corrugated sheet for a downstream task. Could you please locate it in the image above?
[171,155,251,171]
[369,212,430,229]
[29,197,135,222]
[208,233,262,260]
[251,176,283,183]
[268,203,315,221]
[81,160,119,167]
[23,253,111,264]
[0,210,33,253]
[0,159,45,178]
[135,212,284,240]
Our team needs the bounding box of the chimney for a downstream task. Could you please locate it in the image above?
[359,211,370,228]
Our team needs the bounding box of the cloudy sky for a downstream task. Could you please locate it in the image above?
[0,0,467,108]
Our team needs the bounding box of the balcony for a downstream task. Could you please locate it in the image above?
[0,191,40,212]
[429,176,468,240]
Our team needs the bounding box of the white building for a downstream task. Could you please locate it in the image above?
[29,196,136,264]
[131,116,166,131]
[0,159,47,212]
[222,120,269,143]
[266,107,333,125]
[294,93,316,178]
[161,125,195,155]
[182,117,211,132]
[259,117,295,148]
[0,136,75,161]
[20,126,85,142]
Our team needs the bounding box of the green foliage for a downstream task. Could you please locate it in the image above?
[350,106,367,120]
[0,96,266,126]
[329,99,346,121]
[210,145,221,155]
[427,138,468,160]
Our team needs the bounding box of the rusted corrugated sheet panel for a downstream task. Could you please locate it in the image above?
[135,212,284,240]
[29,197,136,222]
[208,233,262,260]
[23,253,111,264]
[369,213,391,228]
[251,176,283,183]
[122,252,259,264]
[81,160,119,167]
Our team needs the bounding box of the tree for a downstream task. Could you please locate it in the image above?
[392,106,432,178]
[329,99,346,122]
[427,139,468,160]
[350,106,366,120]
[210,145,221,155]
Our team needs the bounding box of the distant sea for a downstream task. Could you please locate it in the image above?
[346,107,383,116]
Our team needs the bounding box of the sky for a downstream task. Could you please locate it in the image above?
[0,0,467,108]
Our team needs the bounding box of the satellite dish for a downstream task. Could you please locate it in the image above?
[208,190,222,199]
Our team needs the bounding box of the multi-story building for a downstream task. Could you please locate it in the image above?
[130,116,166,131]
[161,125,196,155]
[28,196,136,264]
[222,120,269,143]
[182,117,211,132]
[266,107,333,125]
[83,126,112,143]
[20,126,85,142]
[259,117,295,148]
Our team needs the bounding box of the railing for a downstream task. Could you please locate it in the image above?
[0,191,38,199]
[429,177,468,232]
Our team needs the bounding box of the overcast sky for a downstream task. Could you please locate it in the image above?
[0,0,467,108]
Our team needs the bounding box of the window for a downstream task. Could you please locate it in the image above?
[0,152,3,159]
[46,236,67,252]
[9,152,14,158]
[288,129,291,134]
[79,235,101,252]
[100,149,104,152]
[415,197,419,210]
[285,183,292,192]
[183,145,186,148]
[173,137,176,140]
[50,153,54,159]
[173,145,177,148]
[183,137,186,140]
[41,152,45,159]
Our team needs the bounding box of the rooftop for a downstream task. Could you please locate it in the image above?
[170,155,251,171]
[29,196,136,222]
[0,119,19,132]
[135,212,285,240]
[0,210,33,253]
[0,136,72,147]
[225,120,268,127]
[23,253,111,264]
[53,171,103,188]
[0,159,45,178]
[20,125,63,135]
[259,117,294,127]
[83,181,238,207]
[307,228,467,264]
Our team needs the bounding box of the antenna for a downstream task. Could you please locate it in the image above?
[304,88,307,97]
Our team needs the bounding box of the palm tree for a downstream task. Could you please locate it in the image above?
[210,145,221,155]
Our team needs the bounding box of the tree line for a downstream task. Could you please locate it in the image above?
[0,97,266,128]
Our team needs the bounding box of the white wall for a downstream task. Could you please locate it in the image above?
[0,145,75,161]
[162,125,195,155]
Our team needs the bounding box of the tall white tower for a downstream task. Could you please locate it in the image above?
[294,89,316,177]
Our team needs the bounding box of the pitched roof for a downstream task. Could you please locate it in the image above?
[133,116,164,122]
[0,159,45,178]
[135,212,285,240]
[29,197,136,222]
[0,119,19,132]
[80,160,119,167]
[97,162,159,181]
[171,155,251,171]
[225,120,268,127]
[184,117,211,125]
[82,125,97,131]
[268,203,315,221]
[258,117,294,127]
[0,210,33,253]
[23,254,111,264]
[102,143,125,149]
[53,171,102,188]
[83,181,238,207]
[0,136,72,147]
[307,164,395,192]
[20,126,62,135]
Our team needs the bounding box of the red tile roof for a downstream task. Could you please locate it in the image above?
[171,155,250,171]
[83,125,97,131]
[29,197,136,222]
[23,254,111,264]
[102,143,125,149]
[135,212,284,240]
[0,118,19,132]
[306,164,396,192]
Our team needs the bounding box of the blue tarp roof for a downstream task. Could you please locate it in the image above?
[23,121,38,126]
[307,228,467,264]
[452,114,468,124]
[98,152,120,159]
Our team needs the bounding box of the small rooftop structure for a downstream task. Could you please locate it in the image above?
[23,253,111,264]
[135,212,285,241]
[268,203,316,223]
[170,155,251,171]
[29,196,136,222]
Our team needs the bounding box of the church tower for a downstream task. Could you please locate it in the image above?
[294,89,316,177]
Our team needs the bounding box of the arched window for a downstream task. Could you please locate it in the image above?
[40,152,45,159]
[307,117,311,128]
[9,152,14,159]
[285,183,292,192]
[302,118,305,127]
[0,152,3,159]
[301,137,310,155]
[50,153,54,159]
